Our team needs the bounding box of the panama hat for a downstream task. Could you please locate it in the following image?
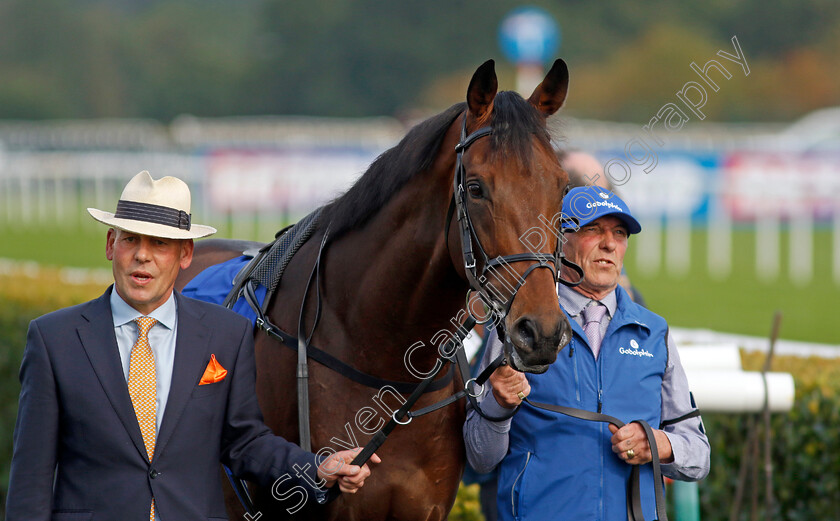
[87,170,216,239]
[560,186,642,234]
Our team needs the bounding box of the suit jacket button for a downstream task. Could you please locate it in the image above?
[150,469,160,479]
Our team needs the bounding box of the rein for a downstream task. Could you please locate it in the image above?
[226,111,691,518]
[244,281,456,394]
[465,349,701,521]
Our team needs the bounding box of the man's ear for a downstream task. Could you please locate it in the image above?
[180,239,194,270]
[106,228,117,261]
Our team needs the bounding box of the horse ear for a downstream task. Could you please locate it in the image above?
[528,59,569,117]
[467,59,498,121]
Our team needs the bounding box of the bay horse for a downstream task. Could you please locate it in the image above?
[176,59,573,520]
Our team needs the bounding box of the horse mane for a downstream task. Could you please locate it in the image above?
[322,91,552,239]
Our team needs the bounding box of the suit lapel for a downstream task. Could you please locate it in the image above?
[77,288,149,461]
[155,292,211,456]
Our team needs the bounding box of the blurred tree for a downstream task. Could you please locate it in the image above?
[0,0,257,120]
[0,0,838,121]
[0,0,86,118]
[248,0,515,116]
[564,24,722,121]
[120,2,258,119]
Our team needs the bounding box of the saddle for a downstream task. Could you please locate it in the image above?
[222,207,323,314]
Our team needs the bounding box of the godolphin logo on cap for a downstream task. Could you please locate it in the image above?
[560,186,643,235]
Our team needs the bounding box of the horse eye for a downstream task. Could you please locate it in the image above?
[467,183,484,199]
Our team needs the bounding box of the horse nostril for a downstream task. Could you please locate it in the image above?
[556,318,573,351]
[512,317,538,353]
[557,328,570,352]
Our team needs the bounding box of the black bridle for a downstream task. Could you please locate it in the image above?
[447,116,584,338]
[311,115,695,521]
[226,111,594,513]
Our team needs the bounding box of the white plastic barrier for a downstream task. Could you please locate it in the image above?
[677,343,795,413]
[677,343,742,372]
[684,370,795,413]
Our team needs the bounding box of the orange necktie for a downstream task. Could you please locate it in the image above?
[128,316,157,521]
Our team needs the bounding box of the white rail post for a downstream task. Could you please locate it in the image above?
[755,212,780,282]
[666,210,691,278]
[636,217,661,276]
[707,183,732,280]
[788,208,813,286]
[833,205,840,285]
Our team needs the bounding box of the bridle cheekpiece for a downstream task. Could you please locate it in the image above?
[449,115,583,335]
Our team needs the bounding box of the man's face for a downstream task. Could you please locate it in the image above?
[106,228,193,315]
[561,216,628,300]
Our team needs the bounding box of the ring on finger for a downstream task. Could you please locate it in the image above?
[625,448,635,459]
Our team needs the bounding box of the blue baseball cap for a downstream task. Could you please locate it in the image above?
[561,186,642,234]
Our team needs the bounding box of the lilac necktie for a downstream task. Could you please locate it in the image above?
[582,303,607,358]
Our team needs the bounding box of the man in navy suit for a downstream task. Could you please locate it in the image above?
[6,171,378,521]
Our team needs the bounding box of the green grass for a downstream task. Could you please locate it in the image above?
[0,217,288,270]
[624,228,838,345]
[1,223,837,345]
[0,222,110,270]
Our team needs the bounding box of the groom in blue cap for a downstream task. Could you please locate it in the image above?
[464,186,710,521]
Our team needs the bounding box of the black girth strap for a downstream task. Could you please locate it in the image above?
[295,228,330,452]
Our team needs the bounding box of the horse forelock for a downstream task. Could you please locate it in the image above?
[488,90,554,169]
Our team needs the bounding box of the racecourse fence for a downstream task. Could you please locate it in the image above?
[1,115,838,285]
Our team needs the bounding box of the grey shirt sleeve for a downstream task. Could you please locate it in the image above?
[660,331,711,481]
[462,329,514,474]
[463,328,711,480]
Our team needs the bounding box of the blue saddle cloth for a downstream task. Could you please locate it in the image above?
[182,255,267,327]
[182,208,322,329]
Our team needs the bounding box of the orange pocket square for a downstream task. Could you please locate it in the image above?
[199,354,227,385]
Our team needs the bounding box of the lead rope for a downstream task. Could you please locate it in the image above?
[477,348,700,521]
[518,395,667,521]
[321,315,480,503]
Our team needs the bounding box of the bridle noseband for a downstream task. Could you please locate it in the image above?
[447,115,584,334]
[225,110,679,521]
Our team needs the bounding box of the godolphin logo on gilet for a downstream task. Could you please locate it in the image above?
[619,338,654,358]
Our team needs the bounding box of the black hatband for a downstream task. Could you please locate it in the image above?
[114,200,191,230]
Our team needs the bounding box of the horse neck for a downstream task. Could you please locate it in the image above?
[322,134,468,374]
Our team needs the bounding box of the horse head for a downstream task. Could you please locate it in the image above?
[455,59,573,374]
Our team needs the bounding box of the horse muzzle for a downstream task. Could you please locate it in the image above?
[502,313,572,374]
